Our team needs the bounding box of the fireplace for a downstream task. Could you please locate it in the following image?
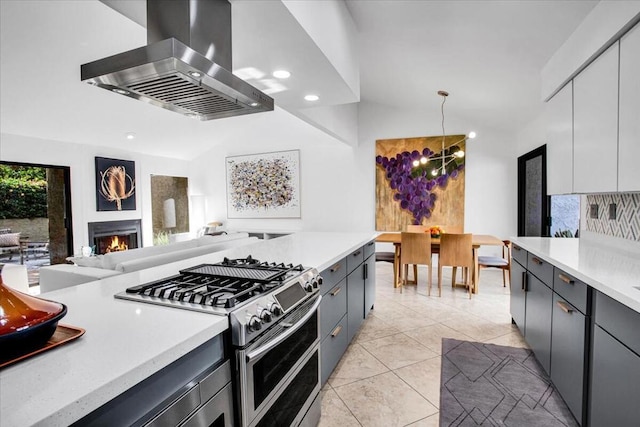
[88,220,142,255]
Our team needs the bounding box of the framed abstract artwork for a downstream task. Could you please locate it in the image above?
[95,157,136,211]
[226,150,301,218]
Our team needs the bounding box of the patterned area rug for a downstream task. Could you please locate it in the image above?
[440,339,578,426]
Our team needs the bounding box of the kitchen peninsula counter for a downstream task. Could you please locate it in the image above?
[0,231,377,427]
[511,236,640,313]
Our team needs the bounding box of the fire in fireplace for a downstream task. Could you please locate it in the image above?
[100,235,129,253]
[88,220,141,255]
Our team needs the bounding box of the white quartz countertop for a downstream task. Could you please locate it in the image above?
[510,237,640,313]
[0,231,377,427]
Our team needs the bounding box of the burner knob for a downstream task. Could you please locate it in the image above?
[317,276,323,286]
[270,303,283,316]
[247,315,262,332]
[261,310,272,323]
[304,282,314,292]
[257,306,272,323]
[311,278,319,289]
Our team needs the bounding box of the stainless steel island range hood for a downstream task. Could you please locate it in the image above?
[81,0,273,120]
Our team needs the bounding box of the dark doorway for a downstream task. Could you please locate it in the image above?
[518,145,550,237]
[0,161,74,274]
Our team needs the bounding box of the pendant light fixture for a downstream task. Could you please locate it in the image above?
[411,90,476,176]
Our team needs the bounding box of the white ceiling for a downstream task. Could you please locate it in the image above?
[0,0,598,160]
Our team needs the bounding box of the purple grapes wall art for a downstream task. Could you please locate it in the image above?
[375,143,465,226]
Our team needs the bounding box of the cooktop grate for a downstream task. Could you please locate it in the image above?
[180,264,284,282]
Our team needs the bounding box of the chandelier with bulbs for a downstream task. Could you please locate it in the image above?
[410,90,476,179]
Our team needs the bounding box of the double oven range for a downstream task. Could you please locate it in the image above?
[116,256,323,427]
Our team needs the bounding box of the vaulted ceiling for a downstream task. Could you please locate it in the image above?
[0,0,597,160]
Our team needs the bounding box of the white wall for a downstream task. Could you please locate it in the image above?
[0,133,191,252]
[515,112,546,157]
[190,107,360,233]
[188,103,517,259]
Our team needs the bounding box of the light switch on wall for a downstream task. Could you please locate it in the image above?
[590,204,599,219]
[609,203,617,220]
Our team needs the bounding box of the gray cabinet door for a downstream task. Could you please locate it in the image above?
[320,315,348,385]
[347,263,365,343]
[524,274,553,374]
[590,325,640,427]
[510,260,527,334]
[364,255,375,316]
[550,294,586,425]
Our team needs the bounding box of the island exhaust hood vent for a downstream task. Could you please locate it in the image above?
[81,0,273,121]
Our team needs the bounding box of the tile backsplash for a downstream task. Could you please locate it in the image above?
[584,193,640,241]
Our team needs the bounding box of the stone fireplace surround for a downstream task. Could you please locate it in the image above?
[88,220,142,255]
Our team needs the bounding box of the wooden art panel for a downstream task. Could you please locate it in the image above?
[375,135,465,232]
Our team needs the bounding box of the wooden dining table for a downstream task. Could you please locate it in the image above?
[375,232,504,293]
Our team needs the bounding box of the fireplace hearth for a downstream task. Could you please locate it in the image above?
[88,220,141,255]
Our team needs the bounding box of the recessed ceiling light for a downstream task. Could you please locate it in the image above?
[125,132,136,140]
[304,94,319,102]
[250,102,259,107]
[188,71,202,78]
[112,88,129,95]
[273,70,291,79]
[468,131,477,139]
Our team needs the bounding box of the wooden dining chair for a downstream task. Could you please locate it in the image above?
[402,225,429,284]
[477,240,511,287]
[438,233,474,298]
[399,232,432,294]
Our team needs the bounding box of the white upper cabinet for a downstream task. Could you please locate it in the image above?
[573,43,619,193]
[546,82,573,195]
[618,23,640,192]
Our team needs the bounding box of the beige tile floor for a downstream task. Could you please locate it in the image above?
[318,261,528,427]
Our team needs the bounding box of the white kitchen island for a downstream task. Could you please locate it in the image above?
[0,231,377,427]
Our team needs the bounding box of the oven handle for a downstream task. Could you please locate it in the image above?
[246,295,322,363]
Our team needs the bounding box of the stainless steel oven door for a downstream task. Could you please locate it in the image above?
[238,294,321,427]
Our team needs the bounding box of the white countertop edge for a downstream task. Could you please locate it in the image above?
[511,237,640,314]
[314,234,379,272]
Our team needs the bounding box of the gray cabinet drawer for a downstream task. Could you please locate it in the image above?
[346,246,364,274]
[320,315,348,385]
[320,258,346,296]
[550,294,587,425]
[363,240,376,260]
[595,291,640,356]
[320,279,347,339]
[525,274,553,375]
[553,268,589,314]
[511,244,527,268]
[590,325,640,427]
[527,253,553,286]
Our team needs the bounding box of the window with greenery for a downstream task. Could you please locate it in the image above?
[0,165,48,219]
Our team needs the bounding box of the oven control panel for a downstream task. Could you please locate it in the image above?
[229,268,321,346]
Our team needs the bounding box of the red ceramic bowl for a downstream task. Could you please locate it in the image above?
[0,279,67,361]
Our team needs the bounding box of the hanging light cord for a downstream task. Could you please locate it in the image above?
[441,93,447,174]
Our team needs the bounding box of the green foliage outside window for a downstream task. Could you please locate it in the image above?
[0,165,48,219]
